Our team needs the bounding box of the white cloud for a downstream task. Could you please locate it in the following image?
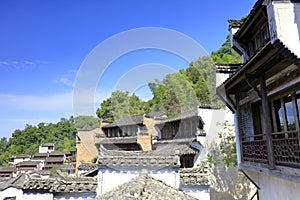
[54,69,77,87]
[0,60,50,69]
[0,92,73,111]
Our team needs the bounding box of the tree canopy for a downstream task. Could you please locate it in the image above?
[0,117,77,166]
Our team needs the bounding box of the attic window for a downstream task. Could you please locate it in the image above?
[4,197,16,200]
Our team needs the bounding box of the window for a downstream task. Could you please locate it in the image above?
[251,101,264,140]
[272,91,300,133]
[274,99,284,132]
[284,94,296,131]
[247,24,270,57]
[4,197,16,200]
[296,91,300,125]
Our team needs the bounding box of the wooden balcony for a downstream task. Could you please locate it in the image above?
[241,131,300,171]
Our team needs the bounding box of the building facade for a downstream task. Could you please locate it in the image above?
[218,0,300,199]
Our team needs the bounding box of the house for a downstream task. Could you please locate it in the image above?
[97,144,181,194]
[101,114,146,137]
[217,0,300,199]
[76,128,105,167]
[0,173,97,200]
[96,170,198,200]
[8,155,31,166]
[96,136,142,151]
[65,148,77,167]
[31,153,49,161]
[154,109,204,140]
[77,162,98,177]
[43,157,64,170]
[39,143,56,153]
[15,161,42,173]
[0,167,15,178]
[0,174,24,200]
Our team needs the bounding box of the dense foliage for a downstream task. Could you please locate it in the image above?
[0,117,77,166]
[96,91,149,121]
[74,116,100,130]
[211,35,241,64]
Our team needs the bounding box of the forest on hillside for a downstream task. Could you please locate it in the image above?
[0,116,100,166]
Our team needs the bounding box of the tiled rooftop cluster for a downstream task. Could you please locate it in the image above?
[180,167,209,186]
[0,173,97,194]
[97,171,198,200]
[23,176,97,193]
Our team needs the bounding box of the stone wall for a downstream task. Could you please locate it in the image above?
[143,117,158,137]
[137,135,153,151]
[76,128,104,168]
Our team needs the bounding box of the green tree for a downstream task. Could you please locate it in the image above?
[205,122,251,199]
[96,97,113,120]
[211,35,241,64]
[0,117,77,166]
[97,91,148,120]
[74,116,99,131]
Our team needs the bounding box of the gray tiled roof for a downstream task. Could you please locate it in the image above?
[97,136,137,144]
[45,157,64,163]
[49,151,66,156]
[33,153,49,157]
[22,176,97,193]
[0,173,96,193]
[98,145,179,170]
[154,138,196,145]
[41,143,56,147]
[228,19,244,28]
[78,162,98,171]
[180,167,209,186]
[155,109,203,125]
[0,167,14,173]
[98,144,197,170]
[102,114,144,128]
[0,174,25,191]
[16,161,41,167]
[97,171,198,200]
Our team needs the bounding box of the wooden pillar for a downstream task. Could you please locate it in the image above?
[260,76,275,169]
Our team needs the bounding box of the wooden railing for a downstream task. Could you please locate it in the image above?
[242,134,268,164]
[272,131,300,168]
[241,131,300,168]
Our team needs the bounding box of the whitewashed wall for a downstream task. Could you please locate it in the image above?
[54,192,96,200]
[195,107,234,165]
[97,169,179,195]
[0,187,23,200]
[180,185,210,200]
[266,1,300,57]
[247,170,300,200]
[23,192,53,200]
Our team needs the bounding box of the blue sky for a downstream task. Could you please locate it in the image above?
[0,0,256,138]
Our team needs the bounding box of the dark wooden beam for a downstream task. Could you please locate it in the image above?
[260,75,275,169]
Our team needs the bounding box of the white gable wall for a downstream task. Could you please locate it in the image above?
[54,192,96,200]
[97,169,179,195]
[266,1,300,57]
[195,107,234,165]
[0,187,23,200]
[23,192,53,200]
